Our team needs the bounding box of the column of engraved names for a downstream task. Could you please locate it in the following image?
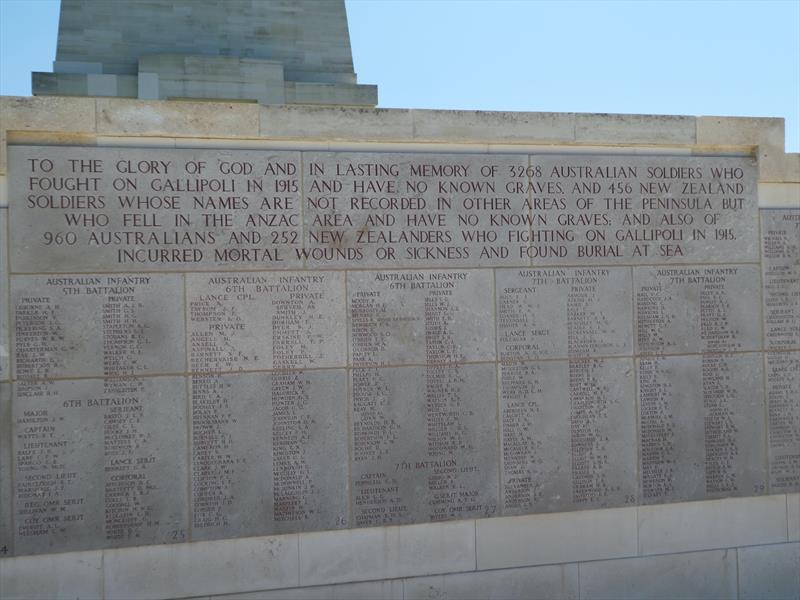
[271,371,313,524]
[635,266,765,502]
[761,209,799,350]
[760,209,800,492]
[348,270,498,526]
[496,268,636,513]
[14,378,186,554]
[12,275,185,379]
[765,352,799,492]
[187,273,346,373]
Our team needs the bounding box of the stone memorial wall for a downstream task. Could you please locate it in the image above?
[0,145,797,558]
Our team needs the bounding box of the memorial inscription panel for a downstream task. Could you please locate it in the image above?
[1,145,796,556]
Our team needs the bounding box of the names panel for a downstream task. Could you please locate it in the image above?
[496,267,632,361]
[12,377,187,554]
[761,209,800,350]
[3,144,786,558]
[766,352,800,493]
[634,265,762,355]
[12,274,185,379]
[500,358,637,515]
[190,370,348,539]
[637,353,767,504]
[187,271,346,372]
[348,269,495,366]
[351,364,498,527]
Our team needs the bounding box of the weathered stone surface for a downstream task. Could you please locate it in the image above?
[11,274,185,379]
[496,267,632,361]
[634,265,762,355]
[350,363,498,527]
[500,358,638,514]
[530,154,758,264]
[190,370,348,540]
[12,377,188,554]
[187,271,346,372]
[0,209,8,380]
[0,383,11,557]
[348,269,495,366]
[8,146,302,272]
[638,353,767,504]
[302,152,530,269]
[761,209,800,350]
[766,352,800,493]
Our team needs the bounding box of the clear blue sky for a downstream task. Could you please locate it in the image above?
[2,0,798,151]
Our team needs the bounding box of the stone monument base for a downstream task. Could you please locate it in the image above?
[0,97,798,599]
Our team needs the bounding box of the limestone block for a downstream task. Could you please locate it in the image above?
[11,274,186,379]
[284,82,378,107]
[765,153,800,183]
[579,549,737,600]
[637,495,788,555]
[0,96,96,174]
[697,116,784,149]
[0,549,103,600]
[31,72,90,97]
[789,494,800,541]
[696,116,786,181]
[347,269,495,365]
[260,105,413,141]
[738,543,800,600]
[0,96,96,134]
[412,110,575,144]
[103,534,299,600]
[496,267,633,361]
[575,113,696,145]
[759,183,800,208]
[475,506,637,570]
[96,98,259,138]
[206,579,404,600]
[404,564,579,600]
[298,520,475,586]
[634,266,763,354]
[87,73,118,97]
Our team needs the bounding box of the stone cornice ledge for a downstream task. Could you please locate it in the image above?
[1,96,798,182]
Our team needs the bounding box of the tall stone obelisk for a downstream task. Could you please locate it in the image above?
[32,0,377,106]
